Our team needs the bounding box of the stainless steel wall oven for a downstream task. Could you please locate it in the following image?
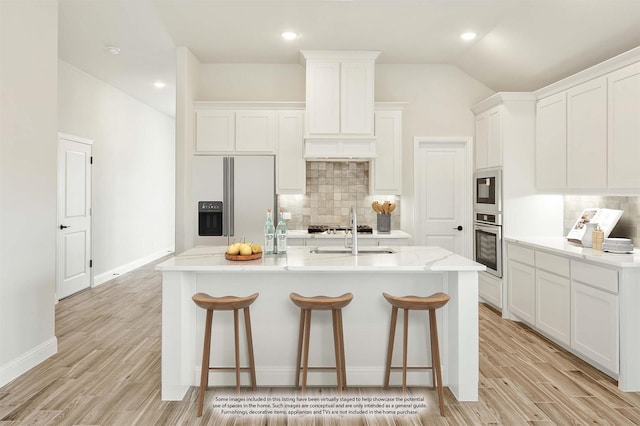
[474,212,502,278]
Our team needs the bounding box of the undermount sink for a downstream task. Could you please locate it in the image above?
[310,246,396,254]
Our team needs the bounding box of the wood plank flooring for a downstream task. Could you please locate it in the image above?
[1,257,639,425]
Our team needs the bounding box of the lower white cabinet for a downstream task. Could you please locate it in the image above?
[571,260,619,374]
[507,258,536,326]
[478,272,502,309]
[535,269,570,345]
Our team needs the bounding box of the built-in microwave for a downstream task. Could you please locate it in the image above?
[474,168,502,213]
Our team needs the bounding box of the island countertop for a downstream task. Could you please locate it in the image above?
[156,245,485,273]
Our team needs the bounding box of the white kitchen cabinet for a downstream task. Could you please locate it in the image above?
[566,77,608,189]
[370,110,402,194]
[507,244,536,326]
[302,51,379,138]
[535,269,570,345]
[306,59,341,135]
[536,92,567,190]
[608,62,640,189]
[195,110,235,153]
[235,110,276,153]
[479,272,503,309]
[276,110,305,194]
[571,276,619,374]
[475,106,501,169]
[195,108,277,154]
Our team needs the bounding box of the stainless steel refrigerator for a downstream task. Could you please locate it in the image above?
[193,155,276,246]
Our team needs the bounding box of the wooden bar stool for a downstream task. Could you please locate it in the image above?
[382,292,450,416]
[192,292,259,417]
[289,292,353,393]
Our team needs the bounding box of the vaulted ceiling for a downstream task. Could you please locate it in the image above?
[58,0,640,117]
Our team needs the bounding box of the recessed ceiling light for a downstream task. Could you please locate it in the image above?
[460,32,477,41]
[153,81,166,89]
[106,46,121,55]
[281,31,298,41]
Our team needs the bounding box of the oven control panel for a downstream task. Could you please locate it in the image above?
[475,212,501,225]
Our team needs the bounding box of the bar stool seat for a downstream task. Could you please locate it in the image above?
[192,292,259,417]
[382,291,450,416]
[290,292,353,392]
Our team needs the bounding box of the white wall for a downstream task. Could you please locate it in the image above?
[198,64,305,101]
[0,0,59,387]
[175,47,201,253]
[375,64,494,239]
[58,60,175,284]
[183,63,493,241]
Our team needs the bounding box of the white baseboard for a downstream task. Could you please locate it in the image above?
[0,337,58,388]
[93,246,175,286]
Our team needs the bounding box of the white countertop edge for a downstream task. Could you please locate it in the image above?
[505,236,640,268]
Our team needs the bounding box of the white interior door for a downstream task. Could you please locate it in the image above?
[414,137,472,257]
[57,134,92,299]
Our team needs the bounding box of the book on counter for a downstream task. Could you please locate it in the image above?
[566,208,623,245]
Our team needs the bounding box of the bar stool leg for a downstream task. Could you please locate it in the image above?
[233,309,241,394]
[429,309,446,416]
[244,307,257,390]
[294,309,305,388]
[301,309,312,393]
[332,309,343,392]
[198,309,214,417]
[384,306,398,388]
[337,309,347,389]
[402,308,409,393]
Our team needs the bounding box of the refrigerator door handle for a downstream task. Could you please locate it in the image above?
[229,157,235,237]
[222,157,228,236]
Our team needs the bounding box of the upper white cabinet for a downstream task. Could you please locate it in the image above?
[536,92,567,190]
[302,51,380,139]
[474,106,502,169]
[195,110,235,152]
[535,52,640,192]
[195,107,276,154]
[608,62,640,189]
[370,109,402,194]
[567,77,607,189]
[235,110,277,153]
[276,110,305,194]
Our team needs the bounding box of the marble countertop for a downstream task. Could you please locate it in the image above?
[287,230,411,239]
[156,245,485,273]
[505,236,640,268]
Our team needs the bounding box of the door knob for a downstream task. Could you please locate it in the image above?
[452,225,463,231]
[59,225,70,230]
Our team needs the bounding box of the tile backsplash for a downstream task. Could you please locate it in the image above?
[564,195,640,247]
[278,161,401,230]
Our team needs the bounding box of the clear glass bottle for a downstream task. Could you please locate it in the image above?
[276,210,287,254]
[264,209,275,255]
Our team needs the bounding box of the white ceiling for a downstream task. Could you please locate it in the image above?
[58,0,640,117]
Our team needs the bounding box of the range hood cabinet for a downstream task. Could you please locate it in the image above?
[304,138,376,160]
[302,50,380,159]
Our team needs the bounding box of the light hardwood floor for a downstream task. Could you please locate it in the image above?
[1,257,639,425]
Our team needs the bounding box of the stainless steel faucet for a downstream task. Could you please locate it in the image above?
[349,206,358,255]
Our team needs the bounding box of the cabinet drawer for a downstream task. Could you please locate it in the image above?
[508,244,535,266]
[571,260,618,294]
[535,251,570,277]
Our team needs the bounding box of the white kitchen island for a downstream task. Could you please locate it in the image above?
[156,246,484,402]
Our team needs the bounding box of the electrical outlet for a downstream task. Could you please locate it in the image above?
[282,211,292,220]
